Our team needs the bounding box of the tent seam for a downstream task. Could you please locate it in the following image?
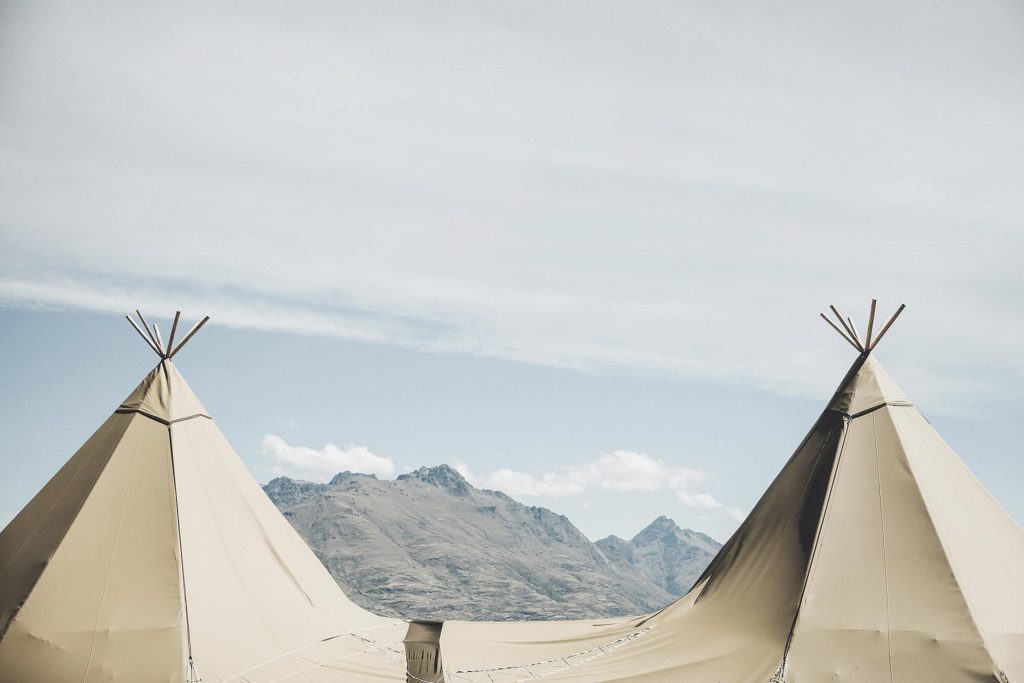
[775,418,850,678]
[871,413,896,683]
[115,408,211,426]
[81,424,145,682]
[168,422,199,681]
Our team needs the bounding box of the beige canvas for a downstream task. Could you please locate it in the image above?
[3,327,1022,683]
[436,355,1023,683]
[0,361,406,682]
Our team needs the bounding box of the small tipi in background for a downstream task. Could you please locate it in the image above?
[0,312,407,683]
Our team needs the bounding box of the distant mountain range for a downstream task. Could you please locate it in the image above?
[263,464,721,621]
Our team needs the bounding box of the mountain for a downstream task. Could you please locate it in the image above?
[264,465,718,621]
[596,516,722,596]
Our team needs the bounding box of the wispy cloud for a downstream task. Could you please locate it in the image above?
[1,1,1023,417]
[260,434,397,482]
[451,450,722,509]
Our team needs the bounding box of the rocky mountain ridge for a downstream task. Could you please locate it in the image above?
[264,465,720,621]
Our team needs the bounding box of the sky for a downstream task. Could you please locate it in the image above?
[1,0,1022,542]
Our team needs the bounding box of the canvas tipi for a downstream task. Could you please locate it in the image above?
[0,312,407,682]
[2,304,1022,683]
[432,302,1024,682]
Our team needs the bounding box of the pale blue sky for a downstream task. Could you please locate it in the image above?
[1,1,1022,541]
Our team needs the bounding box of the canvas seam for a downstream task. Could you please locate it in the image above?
[168,421,199,681]
[81,423,145,682]
[774,417,850,678]
[115,408,211,426]
[871,412,896,683]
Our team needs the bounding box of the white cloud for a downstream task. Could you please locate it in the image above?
[260,434,396,482]
[451,450,721,508]
[1,1,1023,417]
[728,507,747,523]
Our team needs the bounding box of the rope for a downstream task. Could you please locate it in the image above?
[399,626,654,683]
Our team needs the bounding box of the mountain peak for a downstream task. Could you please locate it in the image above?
[262,476,327,507]
[397,464,472,496]
[640,515,681,536]
[329,471,378,486]
[596,517,723,597]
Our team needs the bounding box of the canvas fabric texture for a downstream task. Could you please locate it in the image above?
[1,350,1021,682]
[0,361,406,682]
[437,356,1023,682]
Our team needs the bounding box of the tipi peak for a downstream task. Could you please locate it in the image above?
[126,310,210,361]
[819,299,905,353]
[830,354,911,416]
[119,358,209,423]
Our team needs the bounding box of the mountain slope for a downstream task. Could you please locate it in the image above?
[596,516,722,596]
[264,465,717,621]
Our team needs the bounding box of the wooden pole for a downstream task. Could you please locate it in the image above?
[830,306,863,351]
[820,313,861,351]
[169,316,210,359]
[846,317,864,349]
[135,310,162,352]
[870,304,906,349]
[166,311,181,357]
[127,315,163,358]
[865,299,877,351]
[151,323,164,354]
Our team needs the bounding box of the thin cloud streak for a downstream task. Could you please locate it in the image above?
[1,1,1023,417]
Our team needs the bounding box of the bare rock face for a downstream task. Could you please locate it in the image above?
[264,466,718,621]
[596,516,722,597]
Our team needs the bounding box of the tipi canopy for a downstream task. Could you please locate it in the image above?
[434,301,1024,682]
[1,303,1022,683]
[0,312,407,682]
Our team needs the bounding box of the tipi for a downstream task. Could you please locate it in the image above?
[432,302,1024,682]
[2,304,1022,683]
[0,312,407,682]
